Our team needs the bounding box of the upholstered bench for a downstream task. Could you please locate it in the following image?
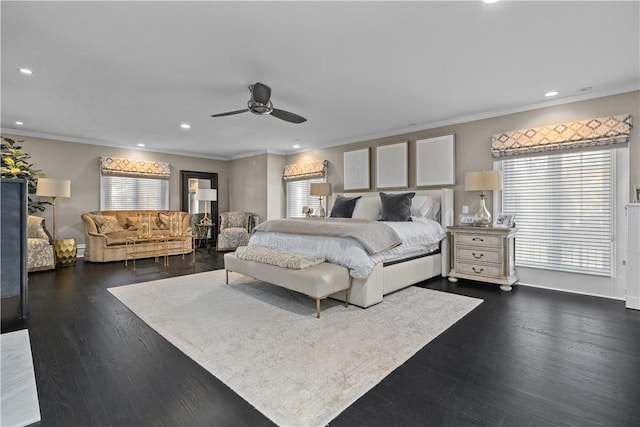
[224,252,351,318]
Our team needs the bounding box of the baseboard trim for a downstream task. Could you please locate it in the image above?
[517,281,625,301]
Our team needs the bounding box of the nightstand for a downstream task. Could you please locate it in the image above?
[447,225,517,291]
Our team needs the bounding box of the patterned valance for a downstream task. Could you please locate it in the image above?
[99,156,171,179]
[491,114,633,158]
[282,160,327,181]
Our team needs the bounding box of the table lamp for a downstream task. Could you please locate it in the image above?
[465,170,500,227]
[36,178,71,239]
[195,189,217,225]
[310,183,332,218]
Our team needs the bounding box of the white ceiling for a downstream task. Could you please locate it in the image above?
[1,1,639,160]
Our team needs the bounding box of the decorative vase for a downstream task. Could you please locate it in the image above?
[169,212,182,237]
[137,213,152,238]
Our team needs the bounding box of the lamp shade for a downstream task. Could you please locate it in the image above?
[195,189,217,201]
[310,183,332,197]
[36,178,71,198]
[465,170,501,192]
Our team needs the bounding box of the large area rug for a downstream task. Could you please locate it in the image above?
[0,329,41,427]
[108,270,482,426]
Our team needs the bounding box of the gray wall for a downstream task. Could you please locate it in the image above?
[285,91,640,218]
[7,90,638,252]
[7,135,230,245]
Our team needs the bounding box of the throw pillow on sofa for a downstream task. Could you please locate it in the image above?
[27,215,51,240]
[93,215,125,234]
[125,216,139,230]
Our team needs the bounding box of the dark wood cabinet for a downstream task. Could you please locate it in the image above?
[1,178,28,326]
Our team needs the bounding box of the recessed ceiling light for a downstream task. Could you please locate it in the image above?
[15,121,24,126]
[18,68,33,75]
[137,143,145,147]
[293,145,300,149]
[180,123,191,129]
[483,0,499,4]
[545,91,559,97]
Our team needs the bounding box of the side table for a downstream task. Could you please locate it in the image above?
[447,225,518,291]
[54,238,77,267]
[194,224,215,252]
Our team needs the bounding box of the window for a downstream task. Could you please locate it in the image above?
[501,149,614,276]
[100,175,169,210]
[286,178,324,218]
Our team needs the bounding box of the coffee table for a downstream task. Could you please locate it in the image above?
[125,236,169,270]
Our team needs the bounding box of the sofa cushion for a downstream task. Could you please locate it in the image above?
[105,230,137,245]
[94,215,125,234]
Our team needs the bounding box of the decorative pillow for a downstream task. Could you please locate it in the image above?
[351,197,382,221]
[411,196,441,220]
[379,192,415,222]
[330,195,361,218]
[124,216,139,230]
[27,215,50,240]
[93,215,125,234]
[158,213,170,230]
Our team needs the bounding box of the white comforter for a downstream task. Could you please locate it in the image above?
[248,217,446,278]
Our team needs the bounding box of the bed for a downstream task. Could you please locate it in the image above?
[225,189,453,310]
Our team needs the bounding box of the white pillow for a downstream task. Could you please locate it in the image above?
[351,197,382,221]
[411,196,441,220]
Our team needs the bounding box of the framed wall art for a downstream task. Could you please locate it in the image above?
[376,141,408,189]
[343,148,370,190]
[415,134,455,186]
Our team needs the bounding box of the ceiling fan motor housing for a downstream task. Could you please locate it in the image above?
[248,100,273,115]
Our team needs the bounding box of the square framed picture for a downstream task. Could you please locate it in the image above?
[495,213,516,228]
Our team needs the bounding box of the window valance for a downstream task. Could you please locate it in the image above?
[491,114,633,158]
[99,156,171,179]
[282,160,327,181]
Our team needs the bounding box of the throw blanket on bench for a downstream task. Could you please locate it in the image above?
[236,245,325,269]
[253,218,402,254]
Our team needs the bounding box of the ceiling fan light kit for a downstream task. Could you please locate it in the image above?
[211,82,307,124]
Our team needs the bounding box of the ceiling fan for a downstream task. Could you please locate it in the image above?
[211,82,307,124]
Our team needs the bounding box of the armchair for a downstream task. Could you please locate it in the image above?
[216,212,251,251]
[27,215,55,272]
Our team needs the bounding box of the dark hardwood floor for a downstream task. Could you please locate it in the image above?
[5,250,640,426]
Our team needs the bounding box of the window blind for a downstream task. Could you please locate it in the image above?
[100,175,169,210]
[286,178,323,218]
[501,149,613,276]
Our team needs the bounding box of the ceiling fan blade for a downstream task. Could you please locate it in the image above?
[252,82,271,105]
[211,109,249,117]
[271,108,307,124]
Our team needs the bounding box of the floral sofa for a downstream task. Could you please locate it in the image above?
[27,215,55,272]
[81,210,192,262]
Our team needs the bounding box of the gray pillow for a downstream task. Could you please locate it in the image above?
[379,192,415,221]
[330,195,362,218]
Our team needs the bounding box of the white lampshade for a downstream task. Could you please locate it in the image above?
[36,178,71,198]
[195,188,217,201]
[465,170,501,192]
[310,183,332,197]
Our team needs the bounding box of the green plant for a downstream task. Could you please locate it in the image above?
[1,136,50,214]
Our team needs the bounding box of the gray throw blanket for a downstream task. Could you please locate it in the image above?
[253,218,402,254]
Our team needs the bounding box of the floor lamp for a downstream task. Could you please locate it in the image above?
[310,183,332,218]
[195,189,217,226]
[36,178,71,240]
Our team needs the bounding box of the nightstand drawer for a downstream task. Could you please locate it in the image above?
[456,262,502,278]
[457,234,501,248]
[457,248,501,264]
